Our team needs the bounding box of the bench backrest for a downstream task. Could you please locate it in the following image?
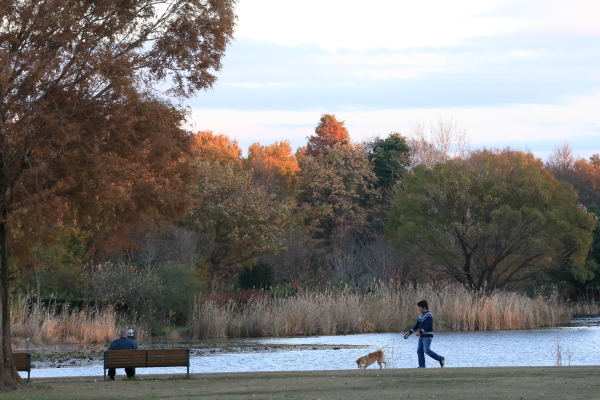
[13,353,30,372]
[104,350,147,368]
[104,349,190,368]
[146,349,189,368]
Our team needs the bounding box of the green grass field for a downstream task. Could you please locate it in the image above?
[3,366,599,400]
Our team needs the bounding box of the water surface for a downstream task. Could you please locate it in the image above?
[20,318,600,379]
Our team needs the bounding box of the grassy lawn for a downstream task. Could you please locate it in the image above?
[3,366,599,400]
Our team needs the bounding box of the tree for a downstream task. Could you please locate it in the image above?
[366,133,411,189]
[186,162,288,290]
[387,149,596,291]
[246,140,299,192]
[546,145,600,208]
[192,131,243,168]
[407,117,470,168]
[306,114,350,156]
[297,143,381,244]
[0,0,236,389]
[263,227,325,288]
[585,204,600,283]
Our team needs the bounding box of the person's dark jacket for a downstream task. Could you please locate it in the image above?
[108,337,138,350]
[409,310,434,338]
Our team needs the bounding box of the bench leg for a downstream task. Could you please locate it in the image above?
[186,365,190,379]
[104,368,106,381]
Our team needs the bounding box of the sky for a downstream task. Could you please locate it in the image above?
[186,0,600,160]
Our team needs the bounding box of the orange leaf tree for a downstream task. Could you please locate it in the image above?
[306,114,350,156]
[0,0,236,389]
[192,131,243,168]
[246,140,300,194]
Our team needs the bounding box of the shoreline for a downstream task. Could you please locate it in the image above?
[19,344,363,370]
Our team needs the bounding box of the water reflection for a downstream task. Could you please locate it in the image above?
[20,322,600,379]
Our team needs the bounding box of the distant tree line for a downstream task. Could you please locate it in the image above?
[9,114,599,313]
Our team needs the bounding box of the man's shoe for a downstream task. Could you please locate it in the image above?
[108,377,115,381]
[439,358,445,367]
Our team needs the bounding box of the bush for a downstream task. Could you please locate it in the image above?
[90,261,202,329]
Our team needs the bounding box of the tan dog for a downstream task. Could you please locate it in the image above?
[356,350,386,369]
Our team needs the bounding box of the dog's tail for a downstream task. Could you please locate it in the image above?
[377,349,386,361]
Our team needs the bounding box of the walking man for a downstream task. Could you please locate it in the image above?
[107,329,138,380]
[405,300,445,368]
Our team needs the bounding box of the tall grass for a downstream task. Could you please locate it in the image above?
[569,301,600,317]
[188,283,573,339]
[10,295,146,346]
[9,284,582,345]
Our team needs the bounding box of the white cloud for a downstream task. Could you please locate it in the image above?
[235,0,526,51]
[495,0,600,37]
[182,1,600,157]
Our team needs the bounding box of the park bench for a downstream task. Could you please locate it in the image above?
[13,352,31,381]
[103,349,190,380]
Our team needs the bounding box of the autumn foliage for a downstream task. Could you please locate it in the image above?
[306,114,350,156]
[0,0,236,389]
[192,131,243,168]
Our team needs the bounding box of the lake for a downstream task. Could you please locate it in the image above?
[19,317,600,379]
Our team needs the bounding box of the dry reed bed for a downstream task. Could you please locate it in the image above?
[8,285,580,345]
[569,301,600,317]
[10,296,145,346]
[189,284,573,339]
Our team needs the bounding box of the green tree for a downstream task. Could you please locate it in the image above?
[187,162,288,290]
[297,143,381,244]
[366,133,411,189]
[387,149,596,291]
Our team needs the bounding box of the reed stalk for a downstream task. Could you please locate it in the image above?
[188,283,574,339]
[10,295,146,346]
[10,283,592,344]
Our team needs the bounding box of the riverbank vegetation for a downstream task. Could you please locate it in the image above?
[10,282,582,345]
[189,283,572,339]
[7,125,598,346]
[2,11,600,352]
[5,121,600,348]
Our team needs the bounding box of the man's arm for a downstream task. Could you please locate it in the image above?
[407,317,420,335]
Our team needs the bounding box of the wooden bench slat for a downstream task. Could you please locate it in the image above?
[146,349,188,355]
[104,351,147,368]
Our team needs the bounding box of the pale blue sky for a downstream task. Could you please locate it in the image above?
[187,0,600,160]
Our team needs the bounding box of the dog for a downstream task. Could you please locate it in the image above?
[356,350,386,369]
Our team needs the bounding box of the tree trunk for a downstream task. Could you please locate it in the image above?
[0,219,22,390]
